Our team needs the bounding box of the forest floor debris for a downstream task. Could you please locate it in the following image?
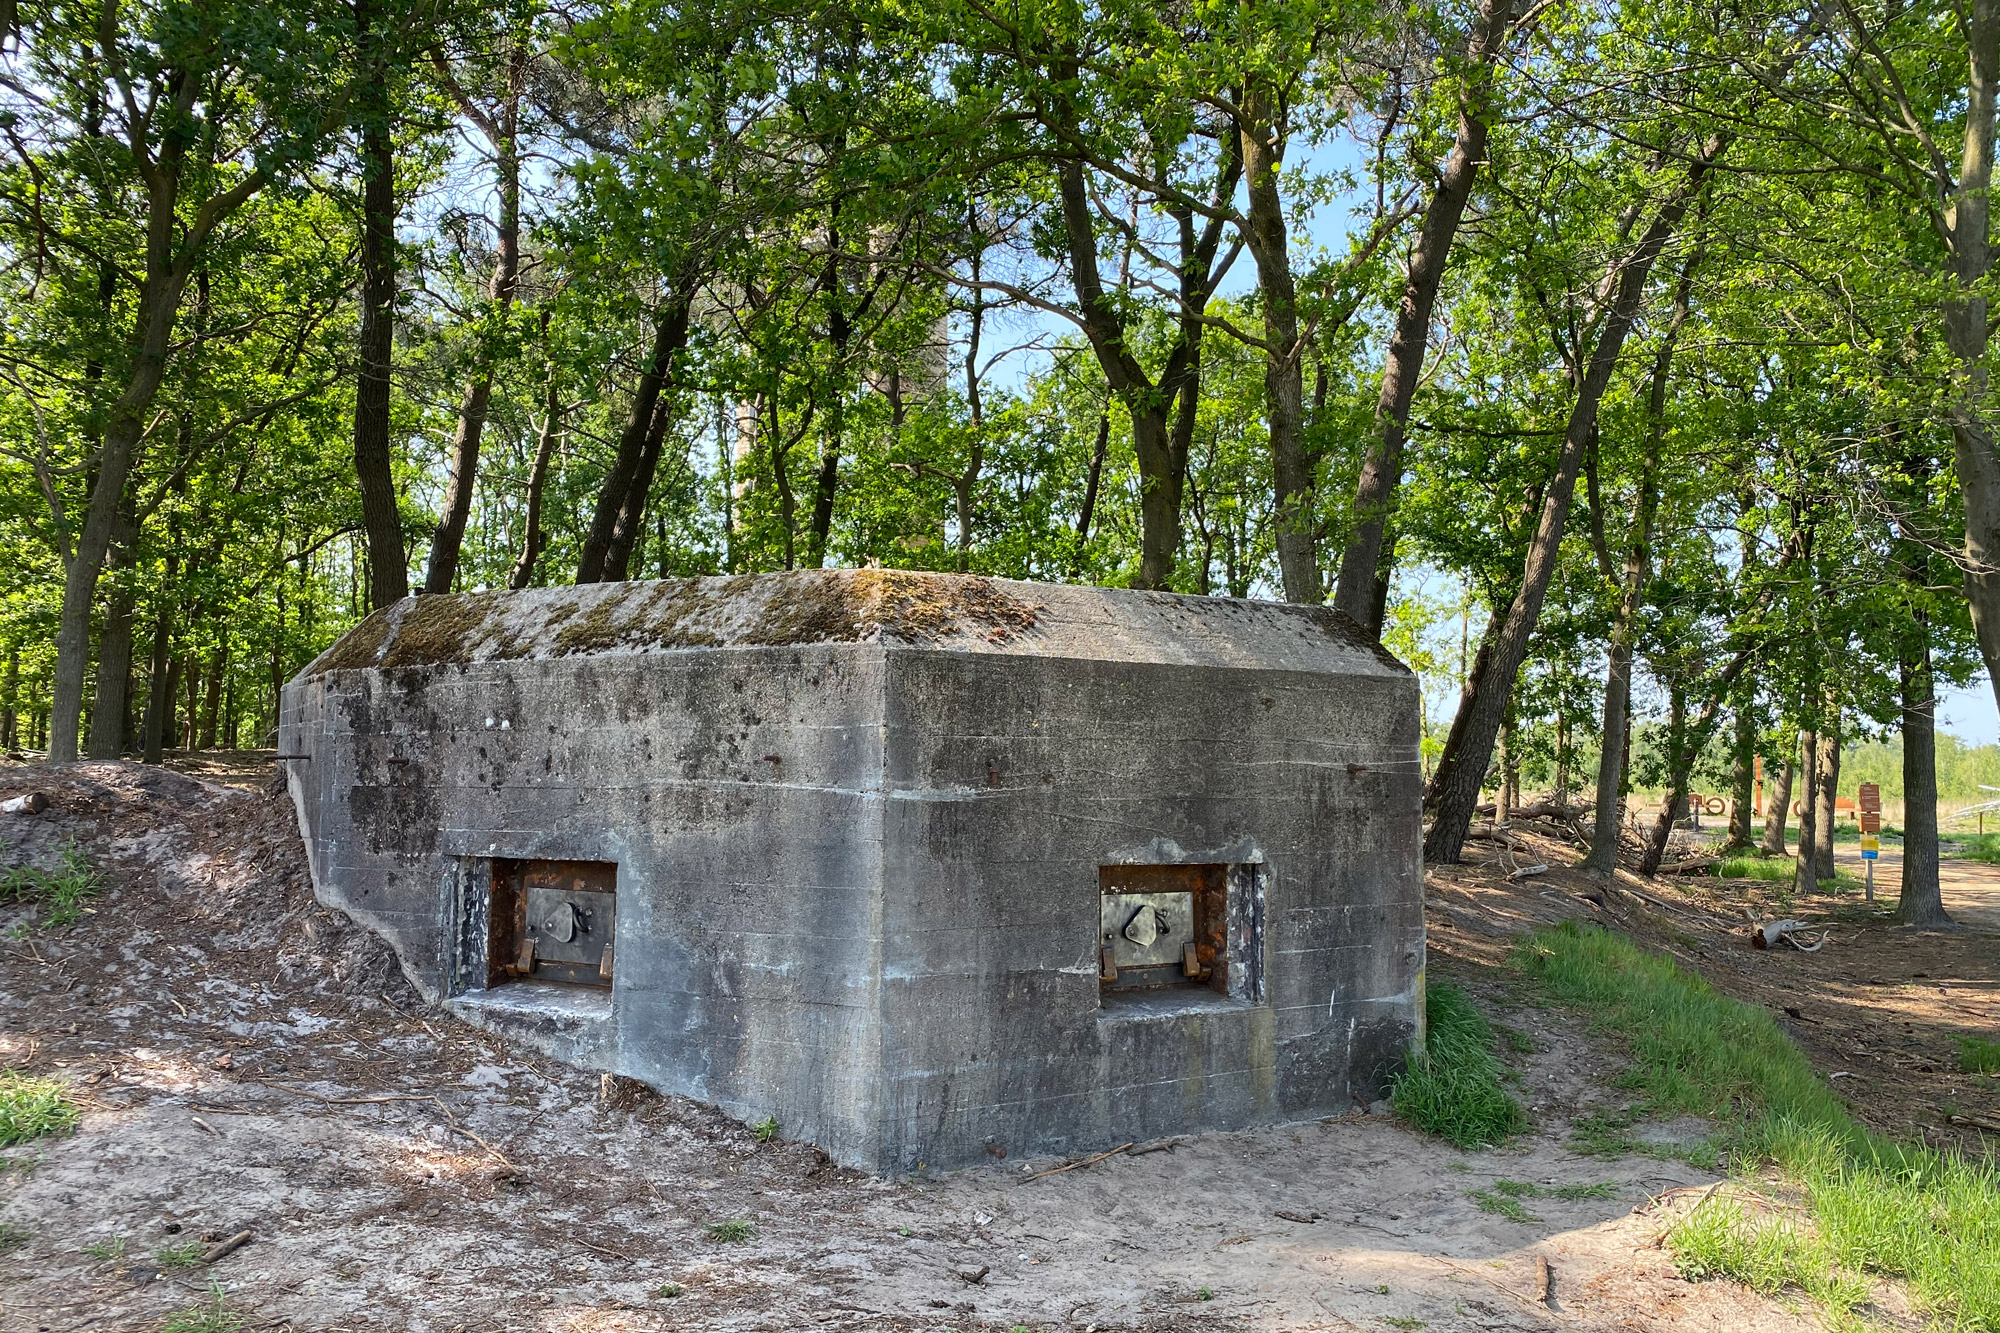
[0,759,1990,1331]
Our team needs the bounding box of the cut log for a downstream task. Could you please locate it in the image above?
[1,792,49,815]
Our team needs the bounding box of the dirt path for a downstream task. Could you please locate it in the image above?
[0,764,1941,1332]
[1837,839,2000,930]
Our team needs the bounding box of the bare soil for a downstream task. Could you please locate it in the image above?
[0,762,1983,1332]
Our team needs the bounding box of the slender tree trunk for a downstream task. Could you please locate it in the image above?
[1427,144,1720,863]
[354,0,406,611]
[1332,0,1517,634]
[199,644,226,750]
[1762,756,1794,855]
[1239,87,1319,604]
[509,357,560,592]
[577,297,692,583]
[140,562,176,764]
[1493,719,1512,825]
[1898,649,1948,924]
[1813,715,1840,882]
[1,646,17,750]
[424,75,522,595]
[1073,404,1111,574]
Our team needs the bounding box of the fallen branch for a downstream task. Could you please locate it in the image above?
[1946,1111,2000,1133]
[201,1231,253,1265]
[1750,919,1828,952]
[1019,1142,1133,1183]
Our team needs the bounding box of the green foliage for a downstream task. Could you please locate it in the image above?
[751,1116,778,1143]
[703,1219,755,1243]
[0,1073,79,1148]
[1390,982,1529,1150]
[83,1237,126,1261]
[0,839,100,927]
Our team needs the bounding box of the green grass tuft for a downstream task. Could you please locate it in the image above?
[704,1219,755,1243]
[1517,921,2000,1329]
[160,1283,244,1333]
[0,1072,80,1147]
[1389,982,1529,1149]
[1715,855,1798,882]
[751,1115,778,1143]
[0,838,100,927]
[1958,1035,2000,1075]
[155,1239,205,1268]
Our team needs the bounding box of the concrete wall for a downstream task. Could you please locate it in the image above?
[281,573,1424,1173]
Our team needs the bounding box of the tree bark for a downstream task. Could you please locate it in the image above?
[1426,142,1720,863]
[1762,755,1794,855]
[1638,643,1759,876]
[353,0,406,611]
[509,357,561,591]
[1727,699,1756,849]
[577,296,692,583]
[604,393,674,581]
[1813,714,1840,882]
[1239,86,1318,603]
[1332,0,1517,634]
[1898,650,1948,924]
[1,646,17,750]
[423,57,523,595]
[1424,601,1509,811]
[139,557,176,764]
[1795,717,1821,892]
[1939,0,2000,724]
[87,507,140,760]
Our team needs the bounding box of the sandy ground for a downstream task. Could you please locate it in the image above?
[0,762,1975,1333]
[1840,838,2000,931]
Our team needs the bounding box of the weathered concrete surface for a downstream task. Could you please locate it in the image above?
[280,570,1424,1172]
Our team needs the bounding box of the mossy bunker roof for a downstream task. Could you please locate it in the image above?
[302,569,1409,679]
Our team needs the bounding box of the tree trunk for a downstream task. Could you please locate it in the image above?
[1494,718,1512,825]
[577,297,692,583]
[1424,601,1509,811]
[87,506,140,760]
[1239,87,1319,604]
[1898,648,1948,924]
[1,646,17,750]
[140,564,176,764]
[1762,755,1794,855]
[509,358,561,592]
[1813,714,1839,882]
[1941,0,2000,725]
[604,394,674,581]
[1727,699,1756,849]
[1426,143,1720,863]
[1332,0,1517,634]
[1795,717,1821,892]
[423,56,523,595]
[354,0,406,611]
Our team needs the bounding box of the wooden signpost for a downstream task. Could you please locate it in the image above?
[1858,784,1881,900]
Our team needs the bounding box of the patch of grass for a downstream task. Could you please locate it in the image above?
[1196,1285,1214,1300]
[1944,831,2000,864]
[160,1283,244,1333]
[704,1219,756,1243]
[1389,982,1529,1149]
[0,1072,79,1147]
[83,1237,125,1261]
[1468,1188,1537,1223]
[0,837,100,927]
[653,1281,685,1298]
[1518,921,2000,1330]
[1716,855,1798,882]
[1381,1318,1426,1331]
[1958,1035,2000,1075]
[751,1115,778,1143]
[154,1239,205,1268]
[0,1222,27,1252]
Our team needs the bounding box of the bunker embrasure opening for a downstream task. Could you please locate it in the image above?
[1098,863,1229,994]
[489,858,617,989]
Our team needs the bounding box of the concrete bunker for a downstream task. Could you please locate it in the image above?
[280,570,1425,1172]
